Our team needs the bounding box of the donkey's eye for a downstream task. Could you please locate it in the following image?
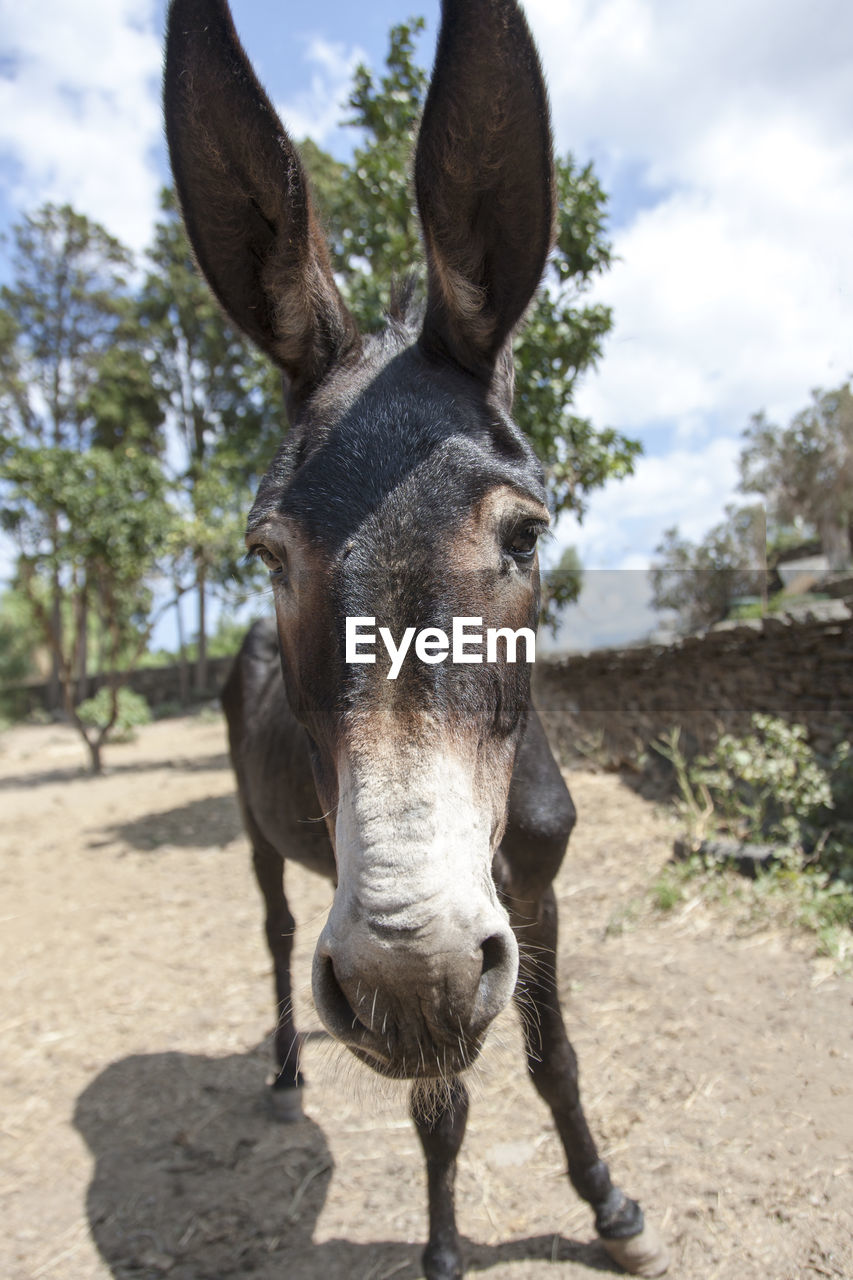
[505,521,541,563]
[251,545,285,576]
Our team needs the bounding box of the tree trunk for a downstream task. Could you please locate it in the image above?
[87,734,103,775]
[76,594,89,704]
[175,589,189,707]
[96,590,109,681]
[62,674,101,775]
[819,517,852,571]
[48,575,62,713]
[196,563,207,697]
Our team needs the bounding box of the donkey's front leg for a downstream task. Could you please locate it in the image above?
[512,888,669,1278]
[250,831,304,1121]
[411,1078,469,1280]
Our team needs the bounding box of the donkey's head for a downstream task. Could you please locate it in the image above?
[165,0,555,1079]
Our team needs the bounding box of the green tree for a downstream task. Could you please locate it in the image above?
[541,544,584,626]
[740,382,853,570]
[0,204,149,708]
[650,503,769,633]
[0,204,173,769]
[0,204,136,447]
[139,188,279,695]
[0,587,38,716]
[2,442,171,770]
[311,19,429,328]
[300,19,639,604]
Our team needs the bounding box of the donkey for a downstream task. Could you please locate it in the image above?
[164,1,668,1275]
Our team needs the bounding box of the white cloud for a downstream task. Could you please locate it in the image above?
[577,147,853,435]
[274,37,367,149]
[524,0,853,567]
[0,5,369,257]
[0,0,163,254]
[530,0,853,164]
[550,435,743,568]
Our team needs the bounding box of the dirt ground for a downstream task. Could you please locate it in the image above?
[1,713,851,1280]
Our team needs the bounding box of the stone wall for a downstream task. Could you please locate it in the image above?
[8,607,853,765]
[534,603,853,764]
[120,656,236,707]
[3,655,236,718]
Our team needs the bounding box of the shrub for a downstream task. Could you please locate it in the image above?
[697,716,833,853]
[653,715,853,955]
[76,687,152,743]
[655,716,846,865]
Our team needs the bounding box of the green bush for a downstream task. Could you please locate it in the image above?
[697,716,833,852]
[76,687,152,743]
[656,716,847,865]
[653,716,853,956]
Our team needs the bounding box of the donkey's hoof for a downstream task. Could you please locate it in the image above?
[600,1222,669,1276]
[422,1240,463,1280]
[269,1084,305,1124]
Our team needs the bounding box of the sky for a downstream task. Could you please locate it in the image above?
[1,0,852,650]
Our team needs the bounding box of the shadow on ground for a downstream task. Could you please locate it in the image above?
[96,793,243,851]
[0,750,231,793]
[74,1046,619,1279]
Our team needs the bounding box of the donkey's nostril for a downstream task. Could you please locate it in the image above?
[313,951,360,1039]
[481,932,510,975]
[473,927,519,1033]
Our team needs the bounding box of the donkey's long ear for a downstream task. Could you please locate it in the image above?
[415,0,555,389]
[164,0,358,404]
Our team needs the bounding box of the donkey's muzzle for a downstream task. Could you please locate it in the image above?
[312,920,518,1078]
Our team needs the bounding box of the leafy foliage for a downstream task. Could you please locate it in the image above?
[741,382,853,569]
[0,588,37,714]
[139,187,278,689]
[696,717,833,851]
[656,715,852,878]
[308,19,428,329]
[653,716,853,959]
[650,503,769,632]
[541,544,584,625]
[77,686,152,743]
[0,205,172,769]
[0,204,139,450]
[511,158,639,520]
[2,442,172,646]
[653,381,853,632]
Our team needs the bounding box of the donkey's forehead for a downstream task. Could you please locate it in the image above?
[250,338,546,548]
[299,331,512,447]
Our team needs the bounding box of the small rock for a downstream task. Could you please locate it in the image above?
[673,837,790,878]
[487,1140,535,1168]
